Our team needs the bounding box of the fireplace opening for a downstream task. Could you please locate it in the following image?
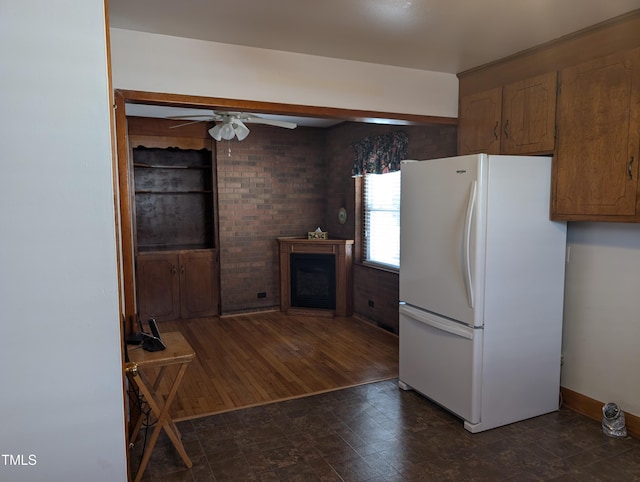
[290,253,336,310]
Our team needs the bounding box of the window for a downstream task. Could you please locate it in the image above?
[363,171,401,269]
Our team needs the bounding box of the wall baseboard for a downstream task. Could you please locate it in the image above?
[353,313,399,337]
[561,386,639,439]
[220,307,279,317]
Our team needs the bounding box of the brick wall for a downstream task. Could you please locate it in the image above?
[216,125,326,313]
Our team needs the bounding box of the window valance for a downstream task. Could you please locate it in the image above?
[351,131,408,177]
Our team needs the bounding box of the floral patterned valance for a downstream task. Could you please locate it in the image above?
[351,131,408,177]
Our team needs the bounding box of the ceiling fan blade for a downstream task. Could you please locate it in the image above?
[168,119,208,129]
[168,114,218,120]
[243,115,297,129]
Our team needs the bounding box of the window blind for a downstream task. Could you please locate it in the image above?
[363,171,401,268]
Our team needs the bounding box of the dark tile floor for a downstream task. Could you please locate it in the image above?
[131,379,640,481]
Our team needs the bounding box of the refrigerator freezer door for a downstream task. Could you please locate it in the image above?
[399,155,484,327]
[399,304,482,424]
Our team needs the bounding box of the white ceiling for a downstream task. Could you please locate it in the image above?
[108,0,639,74]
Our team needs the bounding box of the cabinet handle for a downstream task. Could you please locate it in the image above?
[493,121,499,140]
[628,156,634,180]
[180,265,185,276]
[503,120,509,139]
[171,265,177,275]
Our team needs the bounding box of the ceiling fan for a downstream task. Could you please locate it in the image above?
[169,111,297,141]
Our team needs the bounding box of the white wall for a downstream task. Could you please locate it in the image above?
[109,28,459,118]
[562,223,640,417]
[0,2,127,481]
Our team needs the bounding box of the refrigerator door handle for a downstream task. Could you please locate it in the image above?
[463,180,476,309]
[400,304,474,340]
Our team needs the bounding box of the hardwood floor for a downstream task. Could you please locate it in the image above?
[132,311,399,421]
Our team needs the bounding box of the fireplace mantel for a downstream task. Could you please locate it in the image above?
[277,237,354,317]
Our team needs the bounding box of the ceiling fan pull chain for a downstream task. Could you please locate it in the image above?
[228,140,232,157]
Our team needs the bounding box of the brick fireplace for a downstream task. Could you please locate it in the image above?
[277,237,354,317]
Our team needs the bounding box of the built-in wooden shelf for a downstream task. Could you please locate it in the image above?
[277,237,354,317]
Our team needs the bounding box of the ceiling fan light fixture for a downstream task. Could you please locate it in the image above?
[233,120,250,141]
[208,119,251,141]
[208,123,223,141]
[220,122,236,140]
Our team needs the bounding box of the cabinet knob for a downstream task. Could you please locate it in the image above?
[124,362,138,376]
[628,156,634,180]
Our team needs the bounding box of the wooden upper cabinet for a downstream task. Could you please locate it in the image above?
[501,72,557,154]
[458,87,502,155]
[552,48,640,221]
[458,72,557,156]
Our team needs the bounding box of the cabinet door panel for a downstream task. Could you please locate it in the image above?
[458,87,502,155]
[180,250,219,318]
[136,253,180,322]
[553,48,640,218]
[501,72,557,154]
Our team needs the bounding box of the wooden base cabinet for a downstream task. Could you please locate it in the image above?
[136,250,219,322]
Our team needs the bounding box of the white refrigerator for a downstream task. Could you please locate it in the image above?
[398,154,567,433]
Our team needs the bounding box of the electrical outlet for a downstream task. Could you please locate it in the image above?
[257,292,267,299]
